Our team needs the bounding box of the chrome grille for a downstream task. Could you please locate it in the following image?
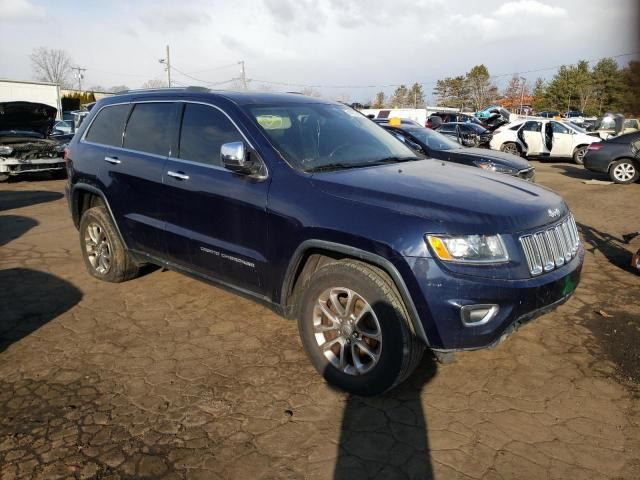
[520,215,580,276]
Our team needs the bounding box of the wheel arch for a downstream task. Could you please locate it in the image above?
[71,184,128,248]
[607,156,640,172]
[280,239,429,345]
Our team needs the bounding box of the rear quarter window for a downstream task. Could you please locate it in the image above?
[84,104,130,147]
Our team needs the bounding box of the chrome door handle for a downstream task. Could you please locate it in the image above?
[167,171,189,181]
[104,156,121,165]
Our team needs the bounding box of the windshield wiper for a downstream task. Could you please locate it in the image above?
[304,156,419,173]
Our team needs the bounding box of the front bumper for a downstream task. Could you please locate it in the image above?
[0,157,65,174]
[406,247,583,350]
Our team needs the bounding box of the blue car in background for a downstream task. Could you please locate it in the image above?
[65,88,583,395]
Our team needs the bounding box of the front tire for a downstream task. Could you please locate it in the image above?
[609,159,639,184]
[573,146,587,165]
[79,206,140,282]
[297,260,423,396]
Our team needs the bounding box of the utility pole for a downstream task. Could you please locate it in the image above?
[71,66,87,92]
[159,45,171,87]
[239,60,247,90]
[519,76,526,116]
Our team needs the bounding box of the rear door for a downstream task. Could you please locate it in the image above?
[162,102,270,294]
[549,121,574,157]
[103,101,178,259]
[518,121,545,155]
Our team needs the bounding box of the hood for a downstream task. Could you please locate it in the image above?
[311,160,566,234]
[0,102,57,138]
[459,147,532,170]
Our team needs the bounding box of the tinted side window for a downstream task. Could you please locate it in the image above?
[439,124,455,133]
[551,122,570,134]
[123,103,175,156]
[522,121,542,132]
[179,104,244,167]
[85,104,130,146]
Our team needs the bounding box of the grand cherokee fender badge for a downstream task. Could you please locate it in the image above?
[547,208,561,219]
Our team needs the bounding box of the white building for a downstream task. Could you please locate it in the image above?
[0,79,62,119]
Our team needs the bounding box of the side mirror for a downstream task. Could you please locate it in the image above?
[221,142,259,175]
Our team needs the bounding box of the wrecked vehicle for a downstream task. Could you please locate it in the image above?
[589,113,640,140]
[489,118,600,164]
[0,101,69,182]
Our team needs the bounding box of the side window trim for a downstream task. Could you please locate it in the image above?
[81,99,266,175]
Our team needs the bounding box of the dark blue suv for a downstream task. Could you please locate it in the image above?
[65,88,583,395]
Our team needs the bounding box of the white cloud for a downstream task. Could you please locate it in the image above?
[495,0,567,18]
[0,0,44,20]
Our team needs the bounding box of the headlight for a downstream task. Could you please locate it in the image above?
[474,160,517,175]
[426,234,509,263]
[54,143,68,153]
[0,145,13,155]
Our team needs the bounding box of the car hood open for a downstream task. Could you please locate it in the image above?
[311,159,567,234]
[0,101,57,138]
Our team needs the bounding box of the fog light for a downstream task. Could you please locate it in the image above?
[460,304,499,327]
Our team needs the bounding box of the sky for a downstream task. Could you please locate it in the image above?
[0,0,638,103]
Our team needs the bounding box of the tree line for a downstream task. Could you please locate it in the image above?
[371,59,639,116]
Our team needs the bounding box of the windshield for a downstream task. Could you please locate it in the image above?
[403,127,462,151]
[246,104,419,172]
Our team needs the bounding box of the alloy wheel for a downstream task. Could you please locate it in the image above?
[613,163,636,182]
[84,222,112,274]
[312,287,382,375]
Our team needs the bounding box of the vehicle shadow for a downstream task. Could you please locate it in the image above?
[0,215,38,247]
[0,190,63,212]
[550,164,608,181]
[578,222,636,273]
[332,354,437,479]
[0,268,82,353]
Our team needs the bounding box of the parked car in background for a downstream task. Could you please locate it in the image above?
[0,101,69,181]
[373,118,421,127]
[562,111,585,125]
[490,118,600,164]
[537,111,560,118]
[66,89,582,395]
[52,120,73,135]
[475,106,511,131]
[436,122,493,147]
[428,112,484,127]
[583,131,640,184]
[379,121,535,181]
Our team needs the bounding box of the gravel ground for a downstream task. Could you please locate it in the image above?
[0,161,639,480]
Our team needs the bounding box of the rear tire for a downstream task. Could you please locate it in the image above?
[500,142,520,156]
[0,174,9,183]
[79,206,140,282]
[609,159,639,184]
[573,146,587,165]
[297,260,424,396]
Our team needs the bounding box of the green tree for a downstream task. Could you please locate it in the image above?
[390,85,409,108]
[407,83,425,108]
[433,76,469,109]
[372,91,386,108]
[591,58,625,115]
[531,77,549,112]
[621,60,640,115]
[465,64,497,111]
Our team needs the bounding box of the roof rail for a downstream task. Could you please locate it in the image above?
[115,86,210,94]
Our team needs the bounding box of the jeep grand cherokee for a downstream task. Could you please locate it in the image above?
[65,88,583,396]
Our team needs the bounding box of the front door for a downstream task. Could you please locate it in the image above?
[162,102,270,295]
[549,121,575,157]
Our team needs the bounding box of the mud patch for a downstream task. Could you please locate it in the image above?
[585,307,640,388]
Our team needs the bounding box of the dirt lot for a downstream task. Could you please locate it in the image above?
[1,162,639,480]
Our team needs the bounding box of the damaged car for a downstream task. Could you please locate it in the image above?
[0,101,69,182]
